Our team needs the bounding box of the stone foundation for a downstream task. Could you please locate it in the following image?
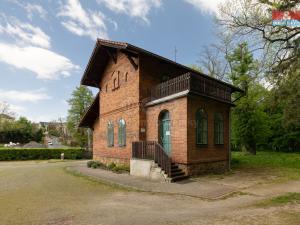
[178,160,229,176]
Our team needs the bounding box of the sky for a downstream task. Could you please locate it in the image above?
[0,0,223,122]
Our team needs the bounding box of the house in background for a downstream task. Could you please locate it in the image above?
[79,39,243,181]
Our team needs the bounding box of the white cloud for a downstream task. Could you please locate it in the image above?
[0,43,79,80]
[58,0,110,40]
[23,3,48,20]
[98,0,162,24]
[8,104,26,114]
[9,1,47,20]
[0,88,51,103]
[0,17,51,48]
[183,0,223,14]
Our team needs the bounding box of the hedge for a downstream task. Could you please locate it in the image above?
[0,148,83,161]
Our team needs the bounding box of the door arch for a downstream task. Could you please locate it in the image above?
[158,110,171,155]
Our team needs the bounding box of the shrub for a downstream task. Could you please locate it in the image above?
[107,162,116,170]
[0,148,83,161]
[87,160,104,169]
[91,162,99,168]
[87,161,129,173]
[87,160,94,168]
[112,164,130,173]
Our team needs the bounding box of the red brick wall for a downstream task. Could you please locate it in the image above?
[187,95,230,164]
[139,54,187,142]
[146,97,188,164]
[92,51,140,164]
[92,50,231,174]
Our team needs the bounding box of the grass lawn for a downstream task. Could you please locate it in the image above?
[231,151,300,180]
[0,160,299,225]
[255,192,300,207]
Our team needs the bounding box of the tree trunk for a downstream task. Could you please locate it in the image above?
[248,144,256,155]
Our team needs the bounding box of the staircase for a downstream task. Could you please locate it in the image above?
[170,163,188,182]
[132,141,188,182]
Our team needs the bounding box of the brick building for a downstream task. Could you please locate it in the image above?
[79,39,243,180]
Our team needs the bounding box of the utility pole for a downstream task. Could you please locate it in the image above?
[174,46,178,62]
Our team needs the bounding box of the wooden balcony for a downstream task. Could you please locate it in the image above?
[148,73,233,104]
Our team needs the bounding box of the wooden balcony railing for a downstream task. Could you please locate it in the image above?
[149,73,232,103]
[132,141,171,177]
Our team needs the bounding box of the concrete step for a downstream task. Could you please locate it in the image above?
[170,175,189,182]
[171,171,185,177]
[171,168,181,173]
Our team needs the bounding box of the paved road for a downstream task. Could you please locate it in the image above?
[0,161,299,225]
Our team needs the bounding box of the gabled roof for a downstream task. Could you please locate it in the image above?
[81,39,243,93]
[78,93,99,129]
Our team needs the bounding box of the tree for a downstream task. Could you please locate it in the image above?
[188,64,203,72]
[228,42,270,154]
[218,0,300,78]
[0,102,15,125]
[67,86,94,147]
[0,116,44,144]
[264,62,300,151]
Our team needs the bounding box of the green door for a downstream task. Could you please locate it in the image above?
[159,111,171,155]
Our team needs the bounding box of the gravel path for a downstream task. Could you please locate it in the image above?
[69,162,237,199]
[0,160,299,225]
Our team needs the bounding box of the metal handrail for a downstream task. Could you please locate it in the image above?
[132,141,171,177]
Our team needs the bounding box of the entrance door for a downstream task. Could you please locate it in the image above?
[159,111,171,155]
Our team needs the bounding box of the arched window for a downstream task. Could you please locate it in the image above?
[118,119,126,147]
[196,109,208,145]
[214,113,224,144]
[107,121,114,147]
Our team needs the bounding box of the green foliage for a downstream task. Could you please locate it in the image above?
[112,164,130,173]
[231,151,300,170]
[263,66,300,152]
[228,43,270,154]
[67,86,94,147]
[227,42,257,93]
[107,162,116,170]
[0,117,44,144]
[0,148,83,161]
[188,64,202,72]
[255,192,300,207]
[87,160,104,169]
[86,161,129,173]
[87,160,94,168]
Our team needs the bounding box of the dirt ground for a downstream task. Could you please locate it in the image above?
[0,161,299,225]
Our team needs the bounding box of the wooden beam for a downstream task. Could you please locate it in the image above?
[104,48,117,64]
[126,54,138,70]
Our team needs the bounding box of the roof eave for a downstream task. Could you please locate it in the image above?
[78,93,100,129]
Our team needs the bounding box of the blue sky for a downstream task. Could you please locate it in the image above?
[0,0,222,122]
